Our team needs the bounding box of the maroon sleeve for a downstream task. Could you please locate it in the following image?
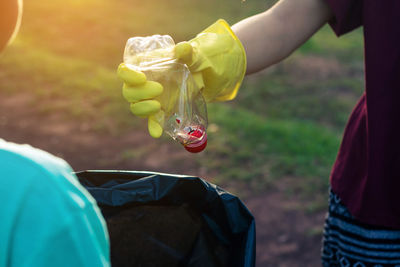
[325,0,363,36]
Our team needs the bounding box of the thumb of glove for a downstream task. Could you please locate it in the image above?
[174,42,194,65]
[174,41,205,96]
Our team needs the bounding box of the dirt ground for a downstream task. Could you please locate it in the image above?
[0,93,326,267]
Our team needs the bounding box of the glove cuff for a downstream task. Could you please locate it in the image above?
[201,19,247,102]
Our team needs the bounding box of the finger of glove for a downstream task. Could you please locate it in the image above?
[117,63,146,86]
[122,81,163,103]
[174,42,193,65]
[130,100,161,117]
[148,115,163,138]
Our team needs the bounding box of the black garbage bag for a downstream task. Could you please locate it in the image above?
[76,170,255,267]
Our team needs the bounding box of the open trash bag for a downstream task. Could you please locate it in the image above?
[76,170,255,267]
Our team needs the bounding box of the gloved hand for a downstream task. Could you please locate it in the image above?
[174,19,247,102]
[117,63,165,138]
[117,19,246,138]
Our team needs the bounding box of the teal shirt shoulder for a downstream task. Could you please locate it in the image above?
[0,139,110,267]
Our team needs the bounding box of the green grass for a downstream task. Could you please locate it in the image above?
[201,104,340,194]
[0,0,365,203]
[0,41,136,133]
[299,26,364,62]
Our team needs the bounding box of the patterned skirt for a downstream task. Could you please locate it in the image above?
[322,191,400,267]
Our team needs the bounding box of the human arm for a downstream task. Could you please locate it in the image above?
[10,200,110,267]
[232,0,333,74]
[117,0,334,138]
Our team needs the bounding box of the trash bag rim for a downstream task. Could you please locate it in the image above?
[76,170,256,267]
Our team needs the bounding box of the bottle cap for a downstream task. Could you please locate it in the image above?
[178,126,207,153]
[184,131,207,153]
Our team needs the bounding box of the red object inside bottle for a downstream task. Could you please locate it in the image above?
[183,128,207,153]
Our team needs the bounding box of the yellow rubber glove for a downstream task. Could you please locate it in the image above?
[118,19,246,138]
[174,19,247,102]
[117,63,165,138]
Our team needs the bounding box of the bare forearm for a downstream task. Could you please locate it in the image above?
[232,0,333,74]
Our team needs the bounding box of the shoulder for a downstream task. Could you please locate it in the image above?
[0,138,72,175]
[0,139,97,212]
[0,140,110,266]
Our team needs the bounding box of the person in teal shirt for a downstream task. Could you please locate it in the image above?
[0,1,110,266]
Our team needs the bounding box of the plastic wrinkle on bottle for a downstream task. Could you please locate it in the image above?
[124,35,208,153]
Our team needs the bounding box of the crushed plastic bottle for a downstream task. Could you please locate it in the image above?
[124,35,208,153]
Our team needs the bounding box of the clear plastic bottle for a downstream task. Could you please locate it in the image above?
[124,35,208,153]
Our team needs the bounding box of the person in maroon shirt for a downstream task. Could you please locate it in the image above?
[329,0,400,227]
[234,0,400,264]
[119,0,400,265]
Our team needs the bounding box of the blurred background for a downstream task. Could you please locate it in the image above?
[0,0,364,266]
